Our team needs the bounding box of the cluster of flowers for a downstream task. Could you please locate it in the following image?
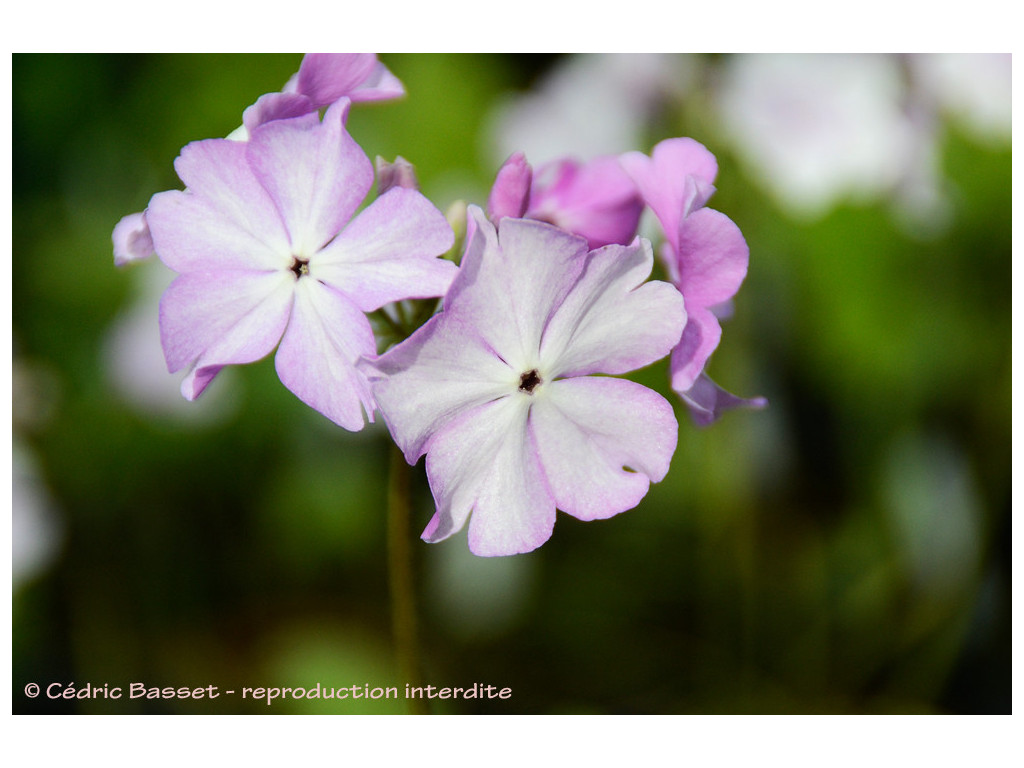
[113,54,762,557]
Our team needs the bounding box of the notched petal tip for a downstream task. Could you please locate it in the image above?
[375,155,419,195]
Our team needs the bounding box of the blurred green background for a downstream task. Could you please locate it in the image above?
[12,53,1010,714]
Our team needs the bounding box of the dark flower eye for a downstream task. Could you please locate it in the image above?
[518,369,542,394]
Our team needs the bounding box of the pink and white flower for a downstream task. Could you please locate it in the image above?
[364,206,684,556]
[114,53,404,266]
[621,137,765,425]
[147,99,455,429]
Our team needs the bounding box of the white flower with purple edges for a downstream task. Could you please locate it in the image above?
[146,98,455,430]
[114,53,405,266]
[363,206,685,556]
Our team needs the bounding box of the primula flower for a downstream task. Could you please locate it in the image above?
[620,137,765,425]
[487,152,642,250]
[146,99,455,429]
[114,53,404,266]
[364,206,685,556]
[236,53,405,140]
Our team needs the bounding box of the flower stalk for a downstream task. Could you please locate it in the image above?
[387,441,427,714]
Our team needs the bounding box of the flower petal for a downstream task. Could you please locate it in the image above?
[296,54,378,106]
[348,59,406,103]
[312,187,456,311]
[375,156,419,195]
[619,137,718,248]
[540,237,685,378]
[666,206,750,389]
[669,309,722,392]
[532,376,678,520]
[242,91,317,134]
[275,277,378,430]
[678,372,768,427]
[246,99,372,257]
[473,210,590,371]
[148,139,291,273]
[362,310,517,464]
[529,155,642,249]
[112,211,155,266]
[422,396,556,557]
[159,270,294,394]
[487,152,532,221]
[675,206,750,310]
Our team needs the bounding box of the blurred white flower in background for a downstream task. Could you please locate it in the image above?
[714,53,919,221]
[12,443,65,590]
[425,537,539,641]
[881,431,983,598]
[713,53,1010,233]
[12,355,65,590]
[909,53,1011,146]
[486,53,692,167]
[102,260,239,425]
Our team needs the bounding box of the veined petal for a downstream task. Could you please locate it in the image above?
[246,99,372,257]
[159,269,294,388]
[540,237,685,378]
[532,377,677,520]
[423,396,556,557]
[149,139,292,272]
[172,138,292,252]
[679,372,768,427]
[363,311,517,464]
[675,207,750,310]
[460,209,589,372]
[620,137,718,249]
[148,188,289,273]
[312,187,456,311]
[275,278,377,430]
[296,54,378,106]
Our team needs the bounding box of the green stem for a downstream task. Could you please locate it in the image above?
[387,442,427,714]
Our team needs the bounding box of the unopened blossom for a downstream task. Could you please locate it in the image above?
[364,206,685,556]
[487,152,642,250]
[621,137,765,425]
[114,53,404,266]
[147,99,455,429]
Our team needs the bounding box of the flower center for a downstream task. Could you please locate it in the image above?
[518,369,542,395]
[290,256,310,279]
